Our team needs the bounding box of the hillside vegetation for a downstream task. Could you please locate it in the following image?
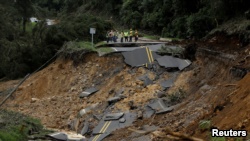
[0,0,250,79]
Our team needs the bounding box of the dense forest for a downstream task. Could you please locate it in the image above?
[0,0,249,79]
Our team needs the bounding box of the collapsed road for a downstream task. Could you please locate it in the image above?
[1,41,194,141]
[4,37,248,141]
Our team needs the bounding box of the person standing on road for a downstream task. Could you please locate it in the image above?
[120,31,124,43]
[106,31,110,43]
[129,28,133,42]
[134,30,138,42]
[124,31,129,42]
[110,30,114,42]
[113,30,118,42]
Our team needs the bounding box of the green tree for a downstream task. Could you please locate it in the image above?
[15,0,34,33]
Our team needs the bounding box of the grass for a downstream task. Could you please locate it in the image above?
[210,137,226,141]
[143,34,160,40]
[168,88,186,103]
[199,120,211,130]
[0,110,48,141]
[95,41,106,47]
[77,41,96,51]
[97,47,113,53]
[160,37,183,41]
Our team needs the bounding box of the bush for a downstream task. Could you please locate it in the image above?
[187,9,216,38]
[199,120,211,130]
[164,16,188,38]
[0,110,44,141]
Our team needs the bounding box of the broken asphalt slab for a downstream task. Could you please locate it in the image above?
[138,75,153,87]
[80,121,89,135]
[147,98,174,114]
[122,47,162,67]
[160,78,174,90]
[79,87,99,98]
[46,132,68,141]
[104,112,124,121]
[88,132,111,141]
[92,112,137,135]
[156,56,191,70]
[156,107,174,114]
[143,106,155,118]
[107,96,121,103]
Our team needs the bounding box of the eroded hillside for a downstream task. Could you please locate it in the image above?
[1,35,250,140]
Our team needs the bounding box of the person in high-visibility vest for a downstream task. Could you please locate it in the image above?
[119,31,124,43]
[129,28,133,42]
[134,30,138,42]
[124,31,129,42]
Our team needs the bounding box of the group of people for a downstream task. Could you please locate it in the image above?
[106,29,139,43]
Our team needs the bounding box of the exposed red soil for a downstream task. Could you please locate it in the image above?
[0,34,250,140]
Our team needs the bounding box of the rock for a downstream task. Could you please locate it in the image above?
[137,111,143,119]
[51,97,57,101]
[119,118,126,123]
[109,89,114,94]
[31,98,40,103]
[157,91,165,98]
[70,87,77,92]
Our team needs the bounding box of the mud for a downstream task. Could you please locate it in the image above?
[0,34,250,140]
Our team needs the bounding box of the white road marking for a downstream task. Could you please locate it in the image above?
[158,100,165,109]
[112,47,118,51]
[185,60,190,64]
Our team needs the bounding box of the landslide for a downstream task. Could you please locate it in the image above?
[1,33,250,140]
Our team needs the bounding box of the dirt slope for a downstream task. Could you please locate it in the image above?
[1,36,250,140]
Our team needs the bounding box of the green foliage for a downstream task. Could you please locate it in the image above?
[168,88,186,103]
[199,120,211,130]
[0,110,45,141]
[167,16,188,38]
[48,14,113,44]
[187,9,216,38]
[210,137,226,141]
[157,45,184,57]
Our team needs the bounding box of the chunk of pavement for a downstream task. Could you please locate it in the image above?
[147,99,168,112]
[156,56,191,70]
[88,132,110,141]
[156,91,165,98]
[107,96,121,103]
[92,112,137,135]
[80,121,89,135]
[67,133,86,141]
[46,132,68,141]
[122,48,161,67]
[79,87,98,98]
[119,117,126,123]
[143,106,155,118]
[160,79,174,90]
[156,106,174,114]
[138,75,153,87]
[104,112,124,121]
